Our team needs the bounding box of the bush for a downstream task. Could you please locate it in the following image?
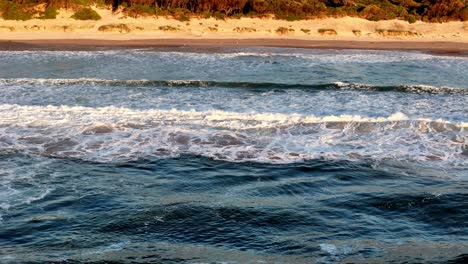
[98,23,131,33]
[360,5,381,20]
[1,2,32,20]
[201,11,211,19]
[40,6,57,19]
[407,15,417,24]
[124,4,155,18]
[213,11,225,20]
[178,13,190,22]
[276,13,304,21]
[352,29,361,36]
[318,28,337,35]
[159,25,179,31]
[71,8,101,20]
[233,27,256,33]
[461,8,468,21]
[276,27,294,35]
[170,8,190,21]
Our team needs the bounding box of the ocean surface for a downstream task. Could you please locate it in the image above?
[0,47,467,263]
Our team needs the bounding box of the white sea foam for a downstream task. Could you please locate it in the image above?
[1,49,463,64]
[23,188,53,205]
[0,104,465,165]
[0,158,56,217]
[320,243,338,255]
[332,82,466,94]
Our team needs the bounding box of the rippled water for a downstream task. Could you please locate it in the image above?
[0,47,467,263]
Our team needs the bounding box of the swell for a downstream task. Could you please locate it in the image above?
[0,104,466,165]
[0,78,466,94]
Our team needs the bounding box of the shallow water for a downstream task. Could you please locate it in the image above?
[0,47,467,263]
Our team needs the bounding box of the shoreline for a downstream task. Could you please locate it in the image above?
[1,39,468,55]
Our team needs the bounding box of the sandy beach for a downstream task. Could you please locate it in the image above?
[1,6,468,53]
[1,39,468,56]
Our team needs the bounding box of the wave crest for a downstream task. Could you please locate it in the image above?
[0,78,466,94]
[0,104,465,165]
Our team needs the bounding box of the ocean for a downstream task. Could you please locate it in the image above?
[0,47,467,263]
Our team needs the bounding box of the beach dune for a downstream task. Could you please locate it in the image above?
[1,6,468,53]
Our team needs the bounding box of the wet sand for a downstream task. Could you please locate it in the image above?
[1,39,468,55]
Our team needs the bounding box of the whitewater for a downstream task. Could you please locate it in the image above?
[0,47,467,263]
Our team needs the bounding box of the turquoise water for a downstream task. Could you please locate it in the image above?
[0,48,467,263]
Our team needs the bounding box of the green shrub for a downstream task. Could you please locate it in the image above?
[213,11,225,20]
[201,11,211,19]
[360,5,381,20]
[231,12,243,19]
[71,8,101,20]
[407,15,417,24]
[98,23,131,33]
[1,2,32,20]
[124,4,156,18]
[178,13,190,22]
[279,13,304,21]
[40,6,57,19]
[169,8,190,21]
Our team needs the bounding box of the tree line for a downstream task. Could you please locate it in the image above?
[2,0,468,22]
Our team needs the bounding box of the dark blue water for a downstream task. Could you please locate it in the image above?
[0,48,467,263]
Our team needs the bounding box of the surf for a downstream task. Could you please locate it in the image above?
[0,104,465,165]
[1,78,466,94]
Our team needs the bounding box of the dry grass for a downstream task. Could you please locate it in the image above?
[276,27,294,35]
[0,26,15,32]
[159,25,179,31]
[233,27,256,33]
[98,24,131,33]
[375,29,420,37]
[318,28,337,35]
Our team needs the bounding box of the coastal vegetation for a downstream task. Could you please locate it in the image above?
[0,0,467,22]
[71,7,101,20]
[276,26,294,34]
[40,5,58,19]
[352,29,361,35]
[98,23,130,32]
[318,28,337,35]
[375,28,421,36]
[158,25,179,31]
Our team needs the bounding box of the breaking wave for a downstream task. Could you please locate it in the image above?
[0,78,466,94]
[0,104,465,165]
